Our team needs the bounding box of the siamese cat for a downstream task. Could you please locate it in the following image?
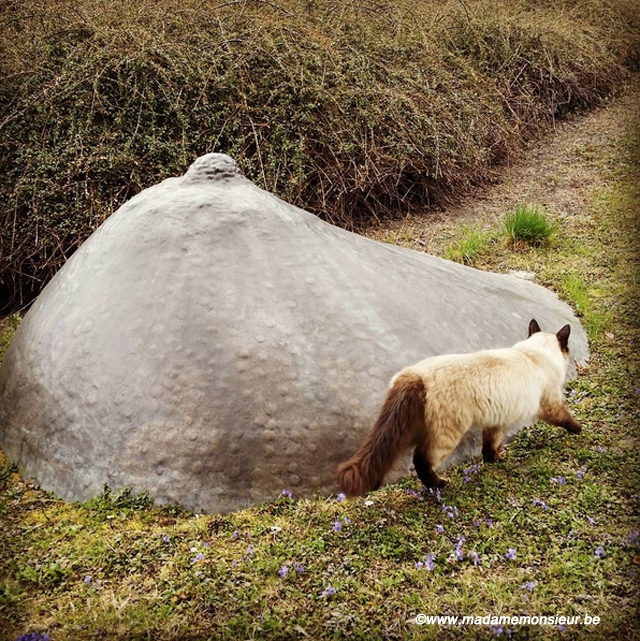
[337,319,582,497]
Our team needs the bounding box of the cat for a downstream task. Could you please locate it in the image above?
[337,319,582,497]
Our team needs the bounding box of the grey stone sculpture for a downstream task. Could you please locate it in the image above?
[0,154,588,513]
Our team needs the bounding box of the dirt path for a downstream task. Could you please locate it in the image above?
[365,75,640,254]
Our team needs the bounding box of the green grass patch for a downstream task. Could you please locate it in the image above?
[443,225,493,266]
[503,202,558,247]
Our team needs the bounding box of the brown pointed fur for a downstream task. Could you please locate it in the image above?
[336,321,581,497]
[336,372,426,497]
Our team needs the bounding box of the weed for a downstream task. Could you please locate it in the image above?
[503,203,558,247]
[443,225,492,265]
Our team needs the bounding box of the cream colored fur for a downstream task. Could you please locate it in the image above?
[336,320,582,496]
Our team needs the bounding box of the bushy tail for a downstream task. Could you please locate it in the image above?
[336,372,426,497]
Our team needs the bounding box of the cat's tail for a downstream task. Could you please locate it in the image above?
[336,371,426,497]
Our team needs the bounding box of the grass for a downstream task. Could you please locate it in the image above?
[1,0,639,313]
[503,203,558,247]
[443,225,492,266]
[1,95,639,639]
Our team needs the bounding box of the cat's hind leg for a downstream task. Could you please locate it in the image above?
[413,447,448,488]
[482,426,506,463]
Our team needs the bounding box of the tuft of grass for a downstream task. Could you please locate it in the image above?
[503,202,558,247]
[443,225,492,265]
[561,273,613,340]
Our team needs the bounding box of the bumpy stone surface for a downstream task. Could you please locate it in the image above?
[0,153,589,513]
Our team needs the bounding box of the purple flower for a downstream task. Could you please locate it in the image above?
[587,517,596,525]
[332,521,342,532]
[628,530,639,544]
[594,545,605,559]
[293,562,305,573]
[414,561,424,570]
[635,387,640,395]
[464,476,472,483]
[246,545,254,557]
[343,516,350,525]
[551,476,567,485]
[279,489,292,499]
[321,586,336,597]
[192,552,204,563]
[521,580,536,592]
[488,625,503,636]
[470,551,480,566]
[277,565,289,578]
[485,518,493,527]
[558,624,566,634]
[336,493,346,502]
[576,467,587,479]
[435,524,445,534]
[532,498,549,509]
[425,552,435,571]
[14,635,51,641]
[597,446,606,453]
[454,538,465,561]
[630,569,637,578]
[616,412,624,419]
[569,389,577,397]
[231,531,240,540]
[442,504,459,519]
[84,575,92,585]
[506,548,517,560]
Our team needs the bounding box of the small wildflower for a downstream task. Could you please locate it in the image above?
[635,387,640,395]
[293,562,305,573]
[203,542,210,548]
[464,476,472,483]
[576,467,587,479]
[569,389,577,397]
[415,561,424,570]
[435,524,445,534]
[521,580,536,592]
[628,530,639,544]
[488,624,504,636]
[192,552,204,563]
[270,526,282,534]
[587,516,596,525]
[14,635,51,641]
[470,551,480,566]
[246,544,254,557]
[364,499,374,507]
[551,476,567,485]
[231,531,240,540]
[616,412,624,419]
[485,517,493,527]
[279,489,292,499]
[473,520,481,527]
[425,552,435,571]
[277,566,289,578]
[162,535,171,543]
[321,586,336,597]
[505,548,517,560]
[597,446,606,453]
[594,545,605,559]
[336,492,346,502]
[84,575,92,585]
[630,569,637,578]
[332,521,342,532]
[558,624,566,634]
[532,498,549,509]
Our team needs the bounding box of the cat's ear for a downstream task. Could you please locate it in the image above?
[556,324,571,353]
[528,319,541,337]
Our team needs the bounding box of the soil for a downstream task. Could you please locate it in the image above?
[363,75,640,254]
